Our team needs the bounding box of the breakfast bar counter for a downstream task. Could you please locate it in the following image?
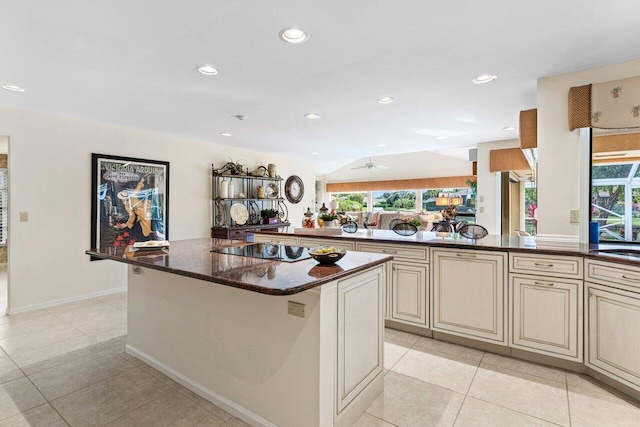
[87,238,392,427]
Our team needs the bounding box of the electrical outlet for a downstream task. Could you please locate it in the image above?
[479,207,485,213]
[19,212,28,222]
[479,196,485,203]
[288,301,305,318]
[569,209,579,224]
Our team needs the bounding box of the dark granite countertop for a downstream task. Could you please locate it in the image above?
[86,238,392,295]
[256,229,640,268]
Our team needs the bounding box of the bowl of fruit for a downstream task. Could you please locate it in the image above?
[308,246,347,265]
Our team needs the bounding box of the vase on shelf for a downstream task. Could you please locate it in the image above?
[268,163,276,178]
[220,178,229,198]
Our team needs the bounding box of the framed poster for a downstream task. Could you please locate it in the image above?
[91,154,169,254]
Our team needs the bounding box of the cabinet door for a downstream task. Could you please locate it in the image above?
[298,237,354,251]
[510,275,582,361]
[432,249,507,345]
[390,261,428,326]
[337,266,384,413]
[587,283,640,391]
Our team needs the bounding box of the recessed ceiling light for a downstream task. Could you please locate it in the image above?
[502,126,515,131]
[304,113,320,119]
[2,84,25,92]
[311,152,318,155]
[472,74,497,84]
[220,132,232,137]
[435,136,448,140]
[279,28,308,44]
[376,144,386,147]
[196,65,219,76]
[377,97,395,104]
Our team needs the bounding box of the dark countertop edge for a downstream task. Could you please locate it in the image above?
[85,249,392,296]
[255,230,640,268]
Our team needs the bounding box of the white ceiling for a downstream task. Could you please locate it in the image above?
[2,1,640,174]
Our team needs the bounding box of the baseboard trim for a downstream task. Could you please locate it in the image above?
[6,286,127,315]
[125,344,276,427]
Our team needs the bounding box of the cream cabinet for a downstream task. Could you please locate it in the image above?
[509,274,582,361]
[586,259,640,393]
[336,266,384,413]
[253,234,299,246]
[431,248,508,345]
[298,237,355,251]
[356,242,428,327]
[389,261,428,326]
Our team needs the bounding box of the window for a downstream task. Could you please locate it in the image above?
[331,192,367,212]
[422,187,475,217]
[590,130,640,244]
[373,190,416,211]
[0,168,6,245]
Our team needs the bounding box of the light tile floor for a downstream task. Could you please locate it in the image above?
[0,292,638,426]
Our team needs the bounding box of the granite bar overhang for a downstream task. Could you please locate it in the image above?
[86,237,393,295]
[257,229,640,267]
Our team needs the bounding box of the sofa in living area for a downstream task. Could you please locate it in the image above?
[342,211,444,231]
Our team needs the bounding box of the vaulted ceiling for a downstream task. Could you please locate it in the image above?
[2,1,639,174]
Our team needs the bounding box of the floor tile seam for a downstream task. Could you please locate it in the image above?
[404,345,484,368]
[174,386,233,421]
[28,362,140,402]
[387,369,468,397]
[478,360,568,386]
[361,411,401,427]
[463,394,568,426]
[385,346,410,373]
[47,365,152,408]
[565,371,574,427]
[411,344,486,364]
[100,388,199,427]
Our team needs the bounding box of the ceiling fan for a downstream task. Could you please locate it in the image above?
[351,157,389,170]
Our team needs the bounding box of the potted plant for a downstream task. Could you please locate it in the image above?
[261,209,280,225]
[318,212,339,227]
[225,158,245,175]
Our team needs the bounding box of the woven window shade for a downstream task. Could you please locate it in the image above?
[519,109,537,149]
[568,84,592,131]
[489,148,530,173]
[326,176,476,193]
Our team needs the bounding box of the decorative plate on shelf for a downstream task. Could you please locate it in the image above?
[265,183,279,199]
[230,203,249,225]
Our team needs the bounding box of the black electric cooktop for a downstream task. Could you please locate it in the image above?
[211,243,312,262]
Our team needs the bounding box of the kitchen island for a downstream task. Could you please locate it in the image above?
[87,238,393,427]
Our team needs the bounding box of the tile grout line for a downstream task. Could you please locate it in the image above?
[565,370,573,426]
[451,351,484,426]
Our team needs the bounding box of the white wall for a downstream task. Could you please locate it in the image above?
[537,58,640,241]
[0,107,315,312]
[0,136,8,154]
[475,139,520,235]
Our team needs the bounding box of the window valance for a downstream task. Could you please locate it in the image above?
[326,176,476,193]
[569,76,640,131]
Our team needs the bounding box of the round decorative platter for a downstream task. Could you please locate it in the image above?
[229,203,249,225]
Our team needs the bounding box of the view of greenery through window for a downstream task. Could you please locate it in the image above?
[332,187,478,215]
[591,162,640,243]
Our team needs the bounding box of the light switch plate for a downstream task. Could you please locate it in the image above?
[19,212,28,222]
[569,209,579,224]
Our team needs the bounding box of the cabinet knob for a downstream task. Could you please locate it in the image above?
[588,291,594,297]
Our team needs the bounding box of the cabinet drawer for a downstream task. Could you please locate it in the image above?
[298,237,354,251]
[586,259,640,292]
[356,243,427,262]
[510,253,583,279]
